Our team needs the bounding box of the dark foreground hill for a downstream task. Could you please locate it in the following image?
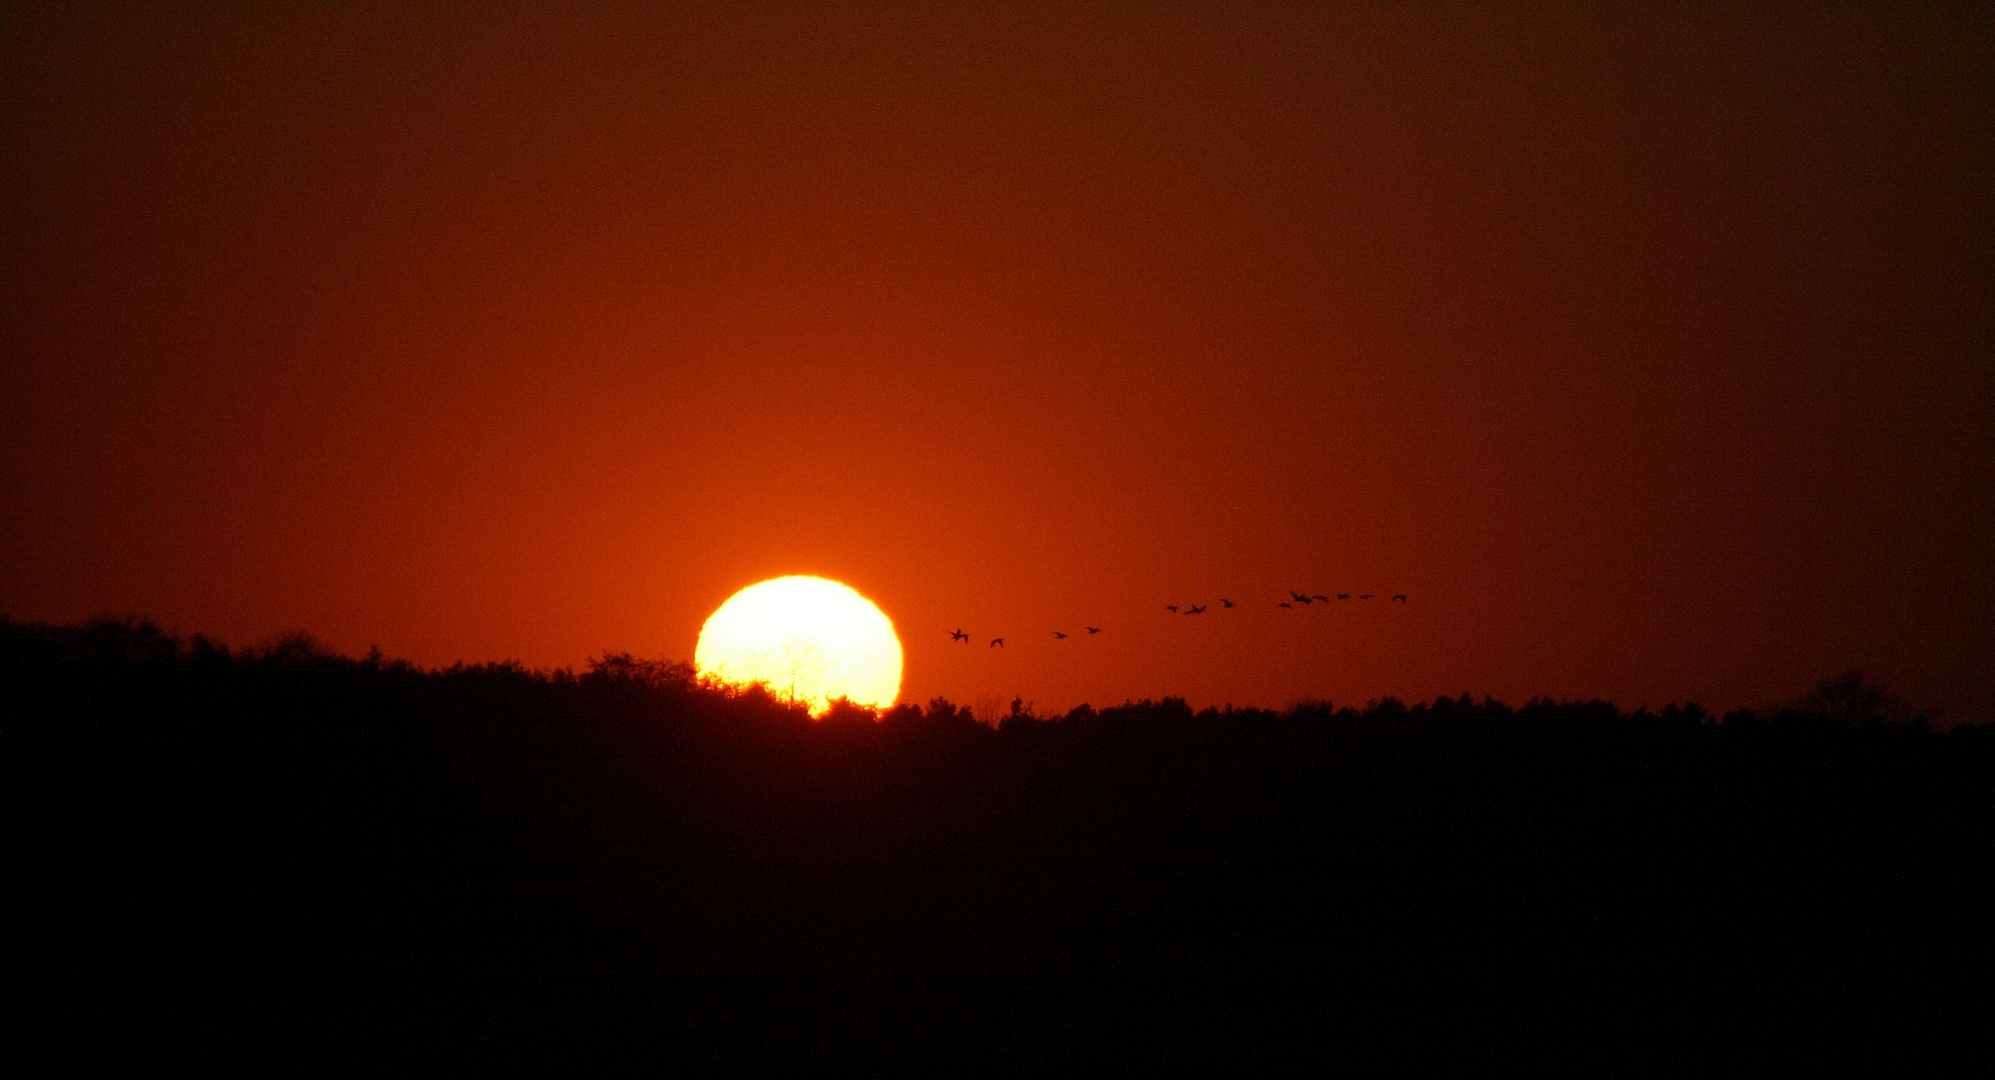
[10,619,1993,1070]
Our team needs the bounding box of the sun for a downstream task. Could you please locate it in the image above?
[694,576,902,715]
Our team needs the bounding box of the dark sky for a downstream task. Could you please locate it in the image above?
[4,3,1991,720]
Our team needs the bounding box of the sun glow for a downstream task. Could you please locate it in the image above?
[694,576,902,715]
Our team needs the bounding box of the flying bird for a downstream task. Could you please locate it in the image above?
[1358,594,1373,600]
[1165,605,1179,613]
[1337,594,1350,600]
[1086,627,1101,634]
[950,629,970,642]
[1186,604,1207,615]
[1278,602,1292,609]
[989,638,1005,648]
[1393,594,1409,603]
[1053,631,1069,639]
[1289,591,1312,604]
[1220,598,1235,608]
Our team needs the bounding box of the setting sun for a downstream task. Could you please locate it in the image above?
[694,576,902,714]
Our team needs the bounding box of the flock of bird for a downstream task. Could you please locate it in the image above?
[952,590,1411,648]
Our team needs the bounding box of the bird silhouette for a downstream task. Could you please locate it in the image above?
[950,629,970,642]
[1053,631,1069,639]
[1358,594,1373,600]
[1289,591,1312,604]
[1278,602,1292,608]
[1337,594,1350,600]
[1186,604,1207,615]
[989,638,1005,648]
[1165,605,1180,613]
[1392,594,1409,603]
[1085,627,1101,634]
[1220,598,1235,608]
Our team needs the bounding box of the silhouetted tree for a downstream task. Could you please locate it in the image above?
[819,696,879,727]
[1793,670,1931,729]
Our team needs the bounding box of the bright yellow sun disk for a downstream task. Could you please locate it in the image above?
[694,576,902,715]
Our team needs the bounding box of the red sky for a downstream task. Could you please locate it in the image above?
[4,4,1991,721]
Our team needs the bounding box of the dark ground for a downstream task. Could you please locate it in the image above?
[10,619,1993,1071]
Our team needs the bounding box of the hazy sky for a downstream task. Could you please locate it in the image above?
[4,3,1991,719]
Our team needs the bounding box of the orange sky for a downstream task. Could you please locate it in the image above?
[4,4,1991,720]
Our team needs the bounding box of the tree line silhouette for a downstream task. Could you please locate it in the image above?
[10,617,1991,1071]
